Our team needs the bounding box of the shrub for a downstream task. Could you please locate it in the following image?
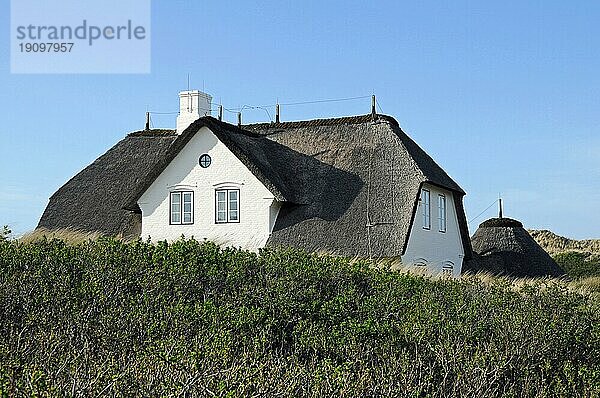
[0,238,598,396]
[554,251,600,279]
[0,226,9,241]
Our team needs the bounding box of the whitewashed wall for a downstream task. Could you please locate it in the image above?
[138,126,279,250]
[401,183,465,277]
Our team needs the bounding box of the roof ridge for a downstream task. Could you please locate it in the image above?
[479,217,523,228]
[244,114,399,130]
[124,114,399,137]
[128,129,177,137]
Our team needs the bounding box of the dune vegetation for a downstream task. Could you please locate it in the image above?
[529,229,600,257]
[527,229,600,293]
[0,235,599,397]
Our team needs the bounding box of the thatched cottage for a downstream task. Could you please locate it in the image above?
[38,90,473,276]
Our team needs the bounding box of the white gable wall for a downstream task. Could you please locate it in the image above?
[138,126,279,249]
[401,183,465,277]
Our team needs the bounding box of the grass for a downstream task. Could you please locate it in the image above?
[18,228,106,245]
[0,236,599,396]
[568,276,600,296]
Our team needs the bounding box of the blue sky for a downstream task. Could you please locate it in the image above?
[1,0,599,239]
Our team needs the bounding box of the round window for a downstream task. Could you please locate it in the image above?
[199,154,211,168]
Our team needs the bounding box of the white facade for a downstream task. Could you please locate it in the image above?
[401,183,465,277]
[138,126,280,250]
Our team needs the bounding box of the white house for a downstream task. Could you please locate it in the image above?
[38,90,473,276]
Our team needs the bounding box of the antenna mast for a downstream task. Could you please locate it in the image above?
[499,197,503,218]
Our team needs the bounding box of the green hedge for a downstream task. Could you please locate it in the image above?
[554,251,600,279]
[1,238,599,397]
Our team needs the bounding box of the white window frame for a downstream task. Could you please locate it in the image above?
[442,262,454,277]
[421,189,431,230]
[170,191,194,225]
[413,258,428,267]
[438,194,447,233]
[215,189,240,223]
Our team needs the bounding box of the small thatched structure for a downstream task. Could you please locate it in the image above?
[470,217,565,277]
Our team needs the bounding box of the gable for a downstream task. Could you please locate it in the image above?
[126,118,303,210]
[138,126,276,206]
[402,183,465,275]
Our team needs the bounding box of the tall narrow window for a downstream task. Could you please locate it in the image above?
[171,192,181,224]
[215,189,240,223]
[421,189,430,229]
[216,191,227,222]
[182,192,193,224]
[170,191,193,225]
[438,194,446,232]
[228,190,239,222]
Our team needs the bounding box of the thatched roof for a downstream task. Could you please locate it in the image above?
[469,217,565,277]
[245,114,472,258]
[38,130,178,238]
[38,114,473,259]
